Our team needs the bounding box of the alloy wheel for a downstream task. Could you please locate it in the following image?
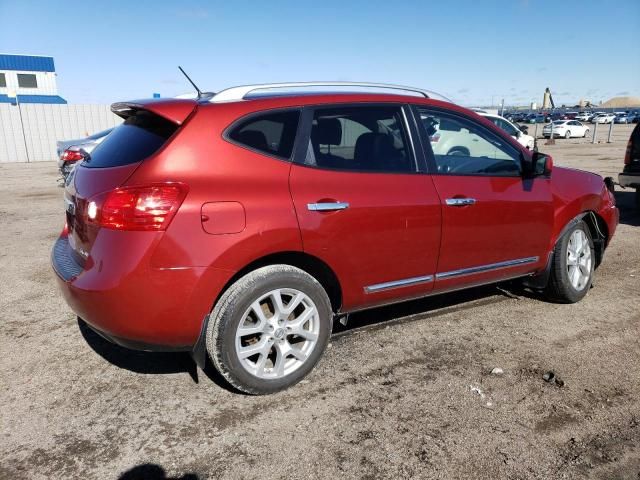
[235,288,320,379]
[567,229,592,291]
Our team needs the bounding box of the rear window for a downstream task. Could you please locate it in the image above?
[227,110,300,160]
[83,111,177,168]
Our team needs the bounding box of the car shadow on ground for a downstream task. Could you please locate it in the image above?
[78,319,195,377]
[78,319,234,391]
[78,285,518,390]
[614,190,640,227]
[333,284,513,336]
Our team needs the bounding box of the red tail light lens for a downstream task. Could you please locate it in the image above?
[624,139,632,165]
[89,184,188,231]
[61,149,86,162]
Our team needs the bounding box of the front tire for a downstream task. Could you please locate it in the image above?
[584,129,589,138]
[206,265,332,394]
[544,221,594,303]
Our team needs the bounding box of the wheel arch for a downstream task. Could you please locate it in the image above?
[191,251,343,370]
[582,210,608,268]
[554,211,608,267]
[215,251,343,314]
[525,210,608,290]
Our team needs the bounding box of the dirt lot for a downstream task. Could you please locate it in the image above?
[1,124,639,480]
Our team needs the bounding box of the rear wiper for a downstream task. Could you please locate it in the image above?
[78,148,91,163]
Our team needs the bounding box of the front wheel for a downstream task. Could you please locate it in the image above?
[544,221,594,303]
[584,129,589,138]
[206,265,332,394]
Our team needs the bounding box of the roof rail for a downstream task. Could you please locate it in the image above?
[209,82,453,104]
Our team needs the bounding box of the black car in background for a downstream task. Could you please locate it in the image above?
[619,123,640,209]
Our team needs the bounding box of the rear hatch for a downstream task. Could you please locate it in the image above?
[64,99,196,267]
[623,124,640,174]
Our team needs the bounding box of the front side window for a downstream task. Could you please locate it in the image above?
[303,105,414,173]
[228,110,300,160]
[416,107,521,176]
[17,74,37,88]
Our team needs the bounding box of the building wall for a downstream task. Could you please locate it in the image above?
[0,104,122,163]
[0,70,59,96]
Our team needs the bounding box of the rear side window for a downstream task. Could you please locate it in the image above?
[228,110,300,160]
[302,105,414,173]
[84,111,177,168]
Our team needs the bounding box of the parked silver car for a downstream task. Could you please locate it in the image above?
[56,128,113,180]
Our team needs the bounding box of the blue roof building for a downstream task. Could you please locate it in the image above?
[0,54,67,104]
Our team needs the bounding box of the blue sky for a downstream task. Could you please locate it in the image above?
[1,0,639,106]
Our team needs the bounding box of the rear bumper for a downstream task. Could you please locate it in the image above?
[52,233,232,351]
[619,173,640,189]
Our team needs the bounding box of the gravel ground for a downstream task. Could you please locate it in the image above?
[1,124,638,479]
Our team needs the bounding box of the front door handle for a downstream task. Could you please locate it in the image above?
[445,198,476,206]
[307,202,350,212]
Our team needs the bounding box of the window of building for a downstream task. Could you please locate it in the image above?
[0,73,6,88]
[416,107,521,176]
[303,105,414,172]
[17,74,38,88]
[227,110,300,160]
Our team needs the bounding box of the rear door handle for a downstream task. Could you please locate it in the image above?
[307,202,350,212]
[445,198,476,206]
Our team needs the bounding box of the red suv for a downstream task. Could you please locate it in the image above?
[52,82,619,394]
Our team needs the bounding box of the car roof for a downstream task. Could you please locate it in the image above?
[207,82,453,104]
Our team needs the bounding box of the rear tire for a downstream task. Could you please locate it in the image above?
[206,265,332,394]
[544,220,594,303]
[565,130,571,139]
[635,188,640,211]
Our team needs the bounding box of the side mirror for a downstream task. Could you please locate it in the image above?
[524,151,553,177]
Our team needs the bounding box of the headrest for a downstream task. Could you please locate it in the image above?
[312,118,342,145]
[235,130,269,152]
[354,132,395,164]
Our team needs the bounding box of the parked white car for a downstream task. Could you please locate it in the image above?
[575,112,592,122]
[479,113,535,150]
[543,120,590,139]
[592,113,616,124]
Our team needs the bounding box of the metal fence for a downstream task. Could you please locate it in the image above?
[0,103,122,163]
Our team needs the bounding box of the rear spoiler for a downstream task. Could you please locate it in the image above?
[111,98,197,125]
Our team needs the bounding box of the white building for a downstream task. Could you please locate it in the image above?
[0,53,66,104]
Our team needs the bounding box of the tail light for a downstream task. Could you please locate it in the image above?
[624,138,632,165]
[87,183,188,231]
[61,149,86,162]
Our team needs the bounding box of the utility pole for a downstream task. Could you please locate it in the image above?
[8,89,30,163]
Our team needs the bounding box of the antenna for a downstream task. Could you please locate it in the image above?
[178,66,202,97]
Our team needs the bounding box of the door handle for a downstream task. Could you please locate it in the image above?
[445,198,476,206]
[307,202,350,212]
